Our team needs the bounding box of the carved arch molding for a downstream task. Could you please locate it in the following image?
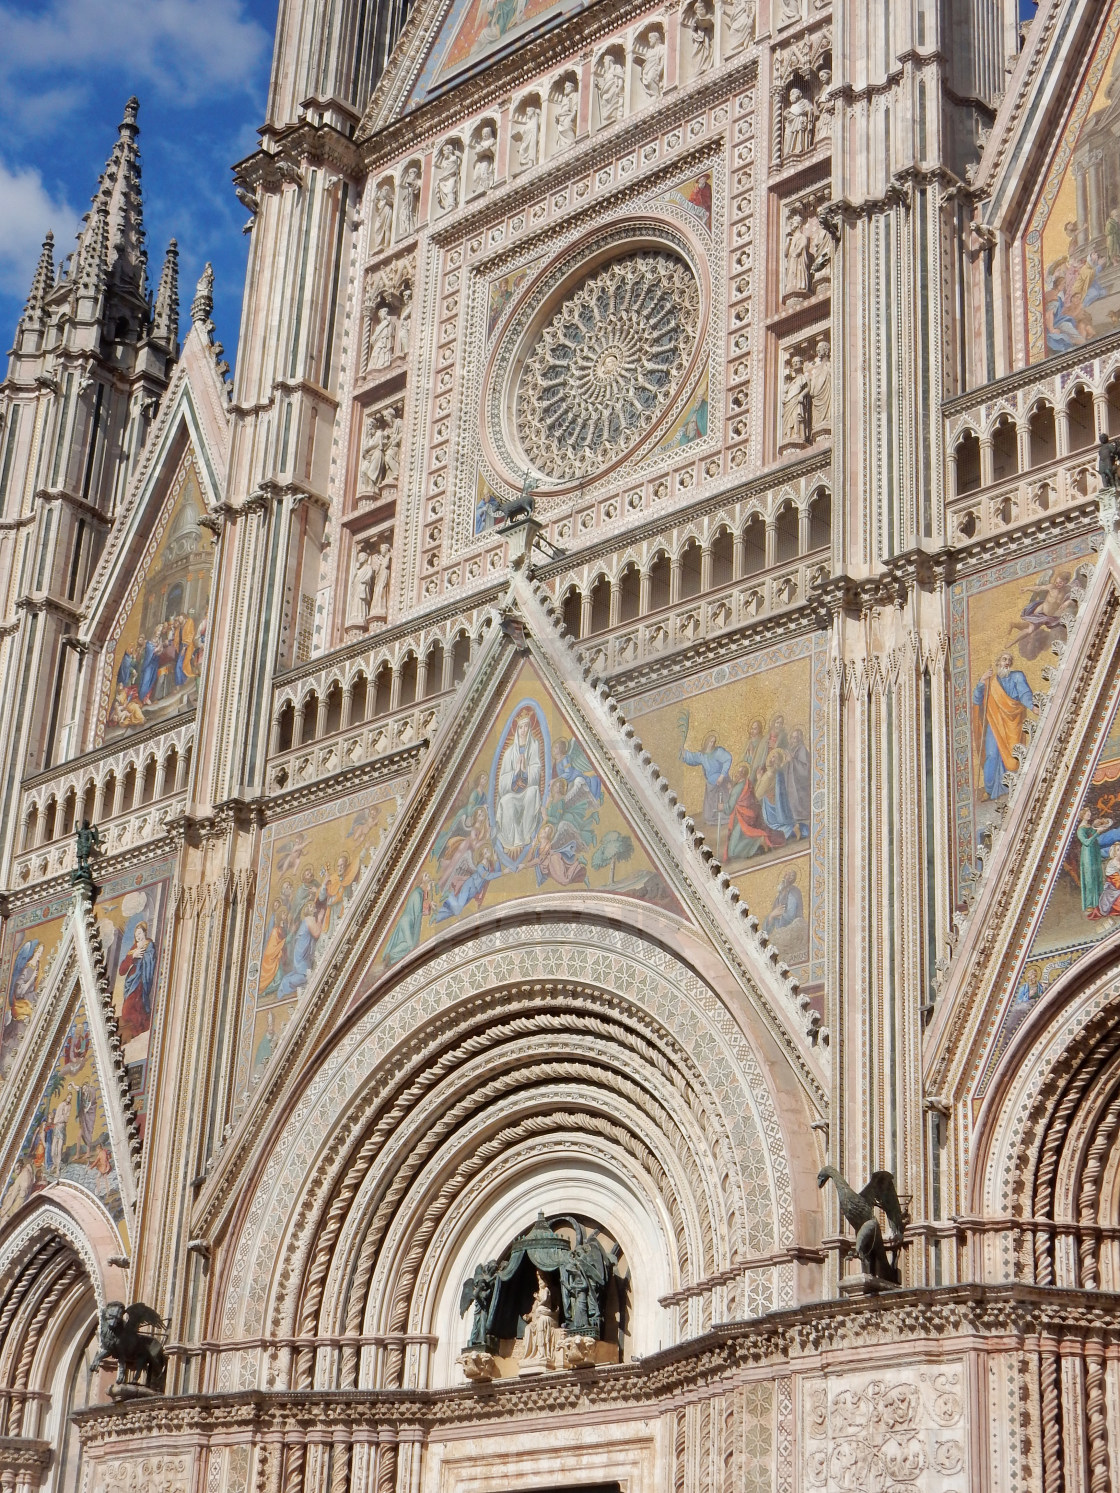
[211,922,800,1394]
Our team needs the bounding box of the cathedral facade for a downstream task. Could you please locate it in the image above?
[1,0,1120,1488]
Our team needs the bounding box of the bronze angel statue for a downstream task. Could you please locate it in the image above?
[459,1260,499,1350]
[817,1166,907,1284]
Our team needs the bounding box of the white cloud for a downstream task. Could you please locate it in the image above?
[0,0,271,104]
[0,161,79,298]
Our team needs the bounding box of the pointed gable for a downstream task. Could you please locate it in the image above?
[0,999,126,1237]
[376,655,685,969]
[405,0,594,109]
[93,450,214,746]
[1024,8,1120,360]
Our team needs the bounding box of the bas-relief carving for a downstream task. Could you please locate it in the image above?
[803,1365,967,1493]
[0,997,125,1231]
[237,782,407,1090]
[379,658,684,968]
[949,537,1095,888]
[779,335,830,451]
[97,456,212,746]
[782,192,832,304]
[1028,13,1120,359]
[626,634,828,979]
[91,1455,191,1493]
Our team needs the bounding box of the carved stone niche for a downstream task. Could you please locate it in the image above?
[780,185,834,305]
[778,329,830,454]
[773,29,832,168]
[457,1213,628,1381]
[355,397,404,513]
[361,257,413,379]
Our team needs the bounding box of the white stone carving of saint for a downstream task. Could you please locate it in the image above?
[384,411,403,483]
[554,82,578,151]
[346,546,375,630]
[637,33,665,101]
[360,416,387,491]
[396,164,421,239]
[781,354,811,447]
[783,85,814,158]
[595,54,625,126]
[784,208,810,299]
[807,213,833,290]
[495,706,542,855]
[808,340,831,438]
[518,1272,558,1368]
[370,184,394,252]
[397,286,412,359]
[725,0,753,54]
[435,143,462,213]
[688,2,714,75]
[472,125,497,194]
[779,0,801,25]
[368,542,392,621]
[512,101,541,170]
[367,305,396,370]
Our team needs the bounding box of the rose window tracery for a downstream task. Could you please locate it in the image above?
[514,251,700,480]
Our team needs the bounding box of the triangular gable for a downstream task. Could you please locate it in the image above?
[927,533,1120,1103]
[91,448,214,747]
[375,655,686,970]
[405,0,593,110]
[0,997,128,1247]
[974,652,1120,1093]
[1021,5,1120,361]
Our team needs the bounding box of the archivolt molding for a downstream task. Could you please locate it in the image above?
[207,922,798,1394]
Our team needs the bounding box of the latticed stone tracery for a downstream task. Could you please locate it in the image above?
[515,251,700,480]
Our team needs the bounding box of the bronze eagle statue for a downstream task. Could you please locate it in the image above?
[817,1166,906,1284]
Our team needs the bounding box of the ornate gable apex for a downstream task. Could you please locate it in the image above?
[358,0,628,141]
[926,527,1120,1112]
[972,0,1104,227]
[194,570,825,1237]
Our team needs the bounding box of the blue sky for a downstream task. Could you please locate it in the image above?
[0,0,278,362]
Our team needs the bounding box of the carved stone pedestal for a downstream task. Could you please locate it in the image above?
[838,1272,894,1297]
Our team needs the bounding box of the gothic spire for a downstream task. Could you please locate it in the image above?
[151,239,179,349]
[78,200,110,297]
[20,232,55,326]
[69,96,149,299]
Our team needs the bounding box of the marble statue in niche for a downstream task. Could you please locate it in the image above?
[807,339,831,437]
[362,263,412,374]
[781,352,811,449]
[470,122,498,195]
[346,544,375,633]
[358,403,404,504]
[634,27,665,102]
[368,541,392,622]
[778,0,802,26]
[685,0,715,77]
[396,162,422,239]
[512,96,542,170]
[397,286,412,358]
[723,0,754,55]
[434,139,463,213]
[594,50,625,127]
[552,78,579,151]
[783,83,815,157]
[368,304,397,369]
[783,205,811,300]
[370,181,395,253]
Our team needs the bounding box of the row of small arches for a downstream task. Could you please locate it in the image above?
[274,624,492,754]
[22,742,193,852]
[953,376,1120,496]
[558,491,830,638]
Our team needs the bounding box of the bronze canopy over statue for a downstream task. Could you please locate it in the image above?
[459,1212,620,1358]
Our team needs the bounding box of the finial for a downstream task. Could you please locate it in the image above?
[122,96,140,130]
[21,231,56,323]
[151,238,180,350]
[191,262,214,324]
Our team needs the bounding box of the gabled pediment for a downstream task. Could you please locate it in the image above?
[977,1,1120,363]
[927,529,1120,1111]
[78,325,228,753]
[197,571,826,1239]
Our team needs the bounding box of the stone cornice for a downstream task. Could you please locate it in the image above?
[941,326,1120,417]
[74,1284,1120,1445]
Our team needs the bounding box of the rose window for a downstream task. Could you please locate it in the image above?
[513,251,700,481]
